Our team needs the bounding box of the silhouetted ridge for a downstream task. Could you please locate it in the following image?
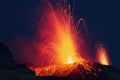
[0,42,16,69]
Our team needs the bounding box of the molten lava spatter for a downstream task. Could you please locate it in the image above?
[96,44,110,65]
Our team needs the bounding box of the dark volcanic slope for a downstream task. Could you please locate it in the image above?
[0,64,68,80]
[0,43,16,69]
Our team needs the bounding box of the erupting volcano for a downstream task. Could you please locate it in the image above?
[10,0,116,80]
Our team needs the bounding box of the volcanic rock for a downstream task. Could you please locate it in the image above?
[0,43,16,69]
[0,64,39,80]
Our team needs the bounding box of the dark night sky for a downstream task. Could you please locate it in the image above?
[0,0,120,67]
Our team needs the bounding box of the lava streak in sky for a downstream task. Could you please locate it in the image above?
[13,0,111,67]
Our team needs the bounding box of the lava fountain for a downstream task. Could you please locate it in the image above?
[32,0,87,66]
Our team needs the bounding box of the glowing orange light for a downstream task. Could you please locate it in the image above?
[67,55,73,64]
[34,1,84,65]
[96,44,110,65]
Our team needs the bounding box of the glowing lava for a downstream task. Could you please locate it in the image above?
[67,55,73,64]
[96,44,110,65]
